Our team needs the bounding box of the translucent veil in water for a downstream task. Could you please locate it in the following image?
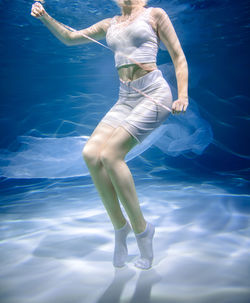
[0,63,213,179]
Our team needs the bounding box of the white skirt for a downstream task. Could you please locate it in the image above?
[100,69,173,143]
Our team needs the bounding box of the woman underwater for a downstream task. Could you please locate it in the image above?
[31,0,189,270]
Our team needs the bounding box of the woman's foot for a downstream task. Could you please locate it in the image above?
[113,220,132,268]
[134,221,155,270]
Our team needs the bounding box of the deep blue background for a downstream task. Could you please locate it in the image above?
[0,0,249,182]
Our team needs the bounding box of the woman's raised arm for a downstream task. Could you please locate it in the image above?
[31,1,111,46]
[67,18,112,46]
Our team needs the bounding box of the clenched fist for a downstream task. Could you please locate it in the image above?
[31,1,46,19]
[171,97,189,114]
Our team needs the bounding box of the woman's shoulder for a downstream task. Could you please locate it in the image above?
[149,6,168,19]
[149,6,167,14]
[93,17,113,33]
[108,14,119,25]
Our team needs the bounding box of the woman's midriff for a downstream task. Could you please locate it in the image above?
[117,62,157,81]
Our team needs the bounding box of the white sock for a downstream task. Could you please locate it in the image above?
[134,221,155,270]
[113,220,132,268]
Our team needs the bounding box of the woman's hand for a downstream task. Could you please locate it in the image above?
[31,1,46,19]
[172,97,189,114]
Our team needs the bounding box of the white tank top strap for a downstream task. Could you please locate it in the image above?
[111,16,117,25]
[144,7,153,18]
[140,7,154,26]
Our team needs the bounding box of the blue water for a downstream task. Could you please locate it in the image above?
[0,0,250,302]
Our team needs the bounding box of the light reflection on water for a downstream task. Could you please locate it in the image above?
[0,163,249,303]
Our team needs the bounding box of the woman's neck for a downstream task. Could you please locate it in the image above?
[121,5,145,17]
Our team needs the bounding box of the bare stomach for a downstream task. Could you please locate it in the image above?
[117,62,157,81]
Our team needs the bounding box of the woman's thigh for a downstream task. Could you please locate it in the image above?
[100,125,138,162]
[84,121,117,154]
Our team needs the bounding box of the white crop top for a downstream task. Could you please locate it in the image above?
[106,7,160,68]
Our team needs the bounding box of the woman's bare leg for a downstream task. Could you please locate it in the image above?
[100,125,155,269]
[83,122,134,267]
[99,126,147,234]
[82,122,127,230]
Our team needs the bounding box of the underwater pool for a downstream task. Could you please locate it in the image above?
[0,0,249,302]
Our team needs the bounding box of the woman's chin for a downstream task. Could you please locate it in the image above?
[114,0,145,7]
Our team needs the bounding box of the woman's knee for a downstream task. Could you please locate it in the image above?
[100,147,117,169]
[100,149,109,167]
[100,127,137,168]
[82,143,101,166]
[82,123,116,165]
